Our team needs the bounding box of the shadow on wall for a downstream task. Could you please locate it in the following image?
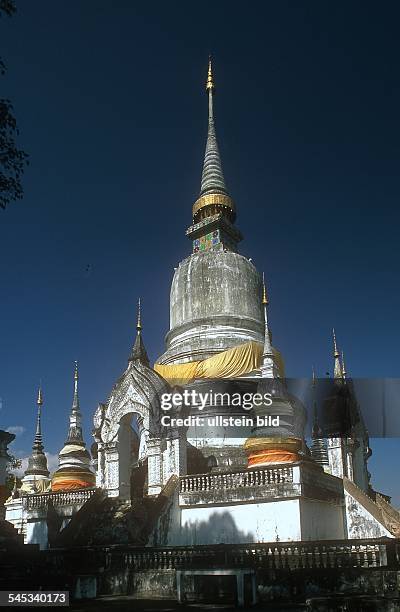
[181,511,255,545]
[27,518,49,550]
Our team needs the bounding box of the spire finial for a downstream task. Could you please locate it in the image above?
[136,298,142,332]
[262,273,269,305]
[192,58,236,225]
[261,279,278,377]
[312,365,316,387]
[22,386,49,481]
[206,55,214,92]
[129,298,149,365]
[332,328,343,379]
[33,386,44,449]
[342,351,347,380]
[199,58,227,197]
[66,360,83,444]
[333,328,339,357]
[71,360,80,415]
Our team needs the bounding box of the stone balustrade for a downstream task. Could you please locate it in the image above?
[180,466,294,494]
[43,538,400,572]
[5,539,400,604]
[23,488,97,510]
[179,465,297,506]
[118,539,396,570]
[178,462,344,507]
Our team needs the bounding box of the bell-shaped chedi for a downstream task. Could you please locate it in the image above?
[20,388,51,494]
[52,362,95,491]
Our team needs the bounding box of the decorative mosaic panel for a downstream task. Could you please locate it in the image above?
[193,230,220,253]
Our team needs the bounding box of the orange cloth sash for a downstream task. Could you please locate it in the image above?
[52,479,94,491]
[247,449,300,467]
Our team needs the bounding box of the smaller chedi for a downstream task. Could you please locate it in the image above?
[51,362,95,491]
[244,277,306,468]
[20,388,51,494]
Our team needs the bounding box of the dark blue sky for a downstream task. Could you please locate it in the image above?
[1,2,399,502]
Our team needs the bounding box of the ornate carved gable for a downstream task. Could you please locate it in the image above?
[94,360,170,445]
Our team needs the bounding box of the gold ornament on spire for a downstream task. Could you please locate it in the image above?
[37,386,43,406]
[206,56,214,91]
[262,273,269,305]
[137,298,142,332]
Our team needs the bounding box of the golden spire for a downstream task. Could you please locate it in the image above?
[37,386,43,406]
[136,298,142,332]
[206,56,214,91]
[262,273,269,305]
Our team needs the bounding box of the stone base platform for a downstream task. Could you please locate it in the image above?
[168,461,393,545]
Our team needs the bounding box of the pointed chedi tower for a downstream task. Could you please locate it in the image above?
[52,362,95,491]
[333,328,343,380]
[129,298,149,366]
[156,59,284,371]
[244,281,305,467]
[260,274,280,379]
[21,387,51,493]
[190,57,241,249]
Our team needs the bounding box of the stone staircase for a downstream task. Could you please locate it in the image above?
[374,492,400,536]
[344,477,400,537]
[55,476,179,547]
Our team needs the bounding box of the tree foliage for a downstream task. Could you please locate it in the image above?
[5,454,22,495]
[0,0,16,17]
[0,0,28,210]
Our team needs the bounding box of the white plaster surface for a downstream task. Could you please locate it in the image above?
[180,500,301,545]
[300,499,345,540]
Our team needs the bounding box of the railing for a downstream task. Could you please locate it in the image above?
[227,542,389,570]
[180,466,294,494]
[122,541,390,571]
[44,539,400,572]
[23,488,97,510]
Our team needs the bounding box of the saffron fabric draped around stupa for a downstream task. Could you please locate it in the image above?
[247,449,300,466]
[51,469,95,491]
[154,340,268,383]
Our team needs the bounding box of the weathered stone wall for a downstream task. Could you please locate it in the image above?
[2,540,400,606]
[300,499,345,541]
